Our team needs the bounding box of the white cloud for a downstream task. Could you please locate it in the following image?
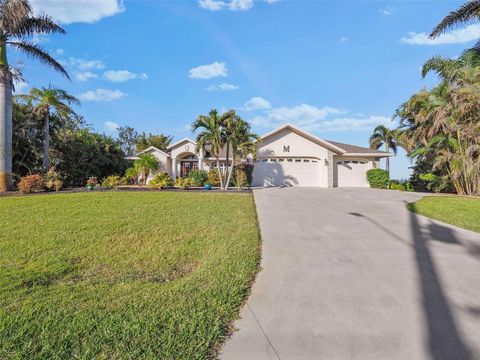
[243,96,271,111]
[13,81,29,94]
[379,6,397,16]
[206,83,239,91]
[250,103,390,132]
[30,0,125,24]
[31,33,49,44]
[78,89,126,102]
[56,49,64,56]
[401,24,480,45]
[104,121,120,132]
[75,71,98,82]
[198,0,275,11]
[340,37,348,42]
[103,70,148,82]
[189,61,227,79]
[66,57,105,70]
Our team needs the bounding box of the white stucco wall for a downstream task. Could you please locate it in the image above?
[254,128,331,187]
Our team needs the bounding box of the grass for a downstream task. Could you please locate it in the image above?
[407,195,480,233]
[0,192,261,359]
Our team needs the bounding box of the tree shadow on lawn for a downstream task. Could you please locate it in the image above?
[349,209,474,360]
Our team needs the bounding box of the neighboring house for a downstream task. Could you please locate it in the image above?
[128,123,390,188]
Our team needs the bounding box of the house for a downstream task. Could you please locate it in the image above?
[129,123,390,188]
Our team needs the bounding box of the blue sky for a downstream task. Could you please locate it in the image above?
[11,0,476,179]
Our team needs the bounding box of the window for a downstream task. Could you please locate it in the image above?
[352,160,359,164]
[312,160,318,163]
[337,161,343,164]
[261,159,268,162]
[270,159,277,162]
[278,158,285,162]
[287,158,293,162]
[295,159,302,162]
[303,159,310,163]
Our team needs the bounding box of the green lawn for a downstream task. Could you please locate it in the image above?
[0,192,260,359]
[407,196,480,233]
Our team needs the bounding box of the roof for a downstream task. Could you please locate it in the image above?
[137,146,170,157]
[326,140,390,156]
[261,124,346,154]
[167,137,196,150]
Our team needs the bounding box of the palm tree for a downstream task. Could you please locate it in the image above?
[369,125,398,174]
[224,115,259,189]
[430,1,480,38]
[17,87,79,171]
[134,154,159,185]
[191,109,233,190]
[0,0,68,191]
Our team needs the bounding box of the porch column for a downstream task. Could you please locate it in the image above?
[198,149,203,170]
[172,158,177,179]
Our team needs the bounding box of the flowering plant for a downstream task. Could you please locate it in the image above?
[85,177,98,187]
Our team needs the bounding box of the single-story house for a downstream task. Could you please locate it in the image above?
[128,123,390,188]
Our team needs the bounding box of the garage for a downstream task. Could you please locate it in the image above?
[335,160,372,187]
[252,158,322,187]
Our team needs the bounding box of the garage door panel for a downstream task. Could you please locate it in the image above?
[336,160,371,187]
[253,159,321,187]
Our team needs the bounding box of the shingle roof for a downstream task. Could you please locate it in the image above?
[326,140,389,154]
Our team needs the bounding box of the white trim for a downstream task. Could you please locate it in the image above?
[260,123,346,155]
[342,152,391,157]
[167,137,196,150]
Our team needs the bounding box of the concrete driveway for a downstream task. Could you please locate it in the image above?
[220,188,480,360]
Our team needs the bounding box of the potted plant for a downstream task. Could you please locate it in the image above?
[85,177,98,190]
[204,183,212,190]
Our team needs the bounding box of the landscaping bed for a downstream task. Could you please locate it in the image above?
[0,192,261,359]
[407,195,480,233]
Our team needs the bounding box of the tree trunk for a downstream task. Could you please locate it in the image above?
[216,155,224,190]
[385,143,390,174]
[42,111,50,172]
[225,153,235,190]
[224,141,230,191]
[0,69,12,192]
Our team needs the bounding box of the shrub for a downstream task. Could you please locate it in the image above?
[233,163,254,188]
[419,173,448,193]
[174,177,194,189]
[101,175,122,189]
[366,169,389,189]
[18,174,45,194]
[188,169,208,186]
[125,167,139,184]
[149,173,173,189]
[44,168,63,192]
[390,182,406,191]
[207,169,221,187]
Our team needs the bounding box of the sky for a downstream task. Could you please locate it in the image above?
[10,0,476,179]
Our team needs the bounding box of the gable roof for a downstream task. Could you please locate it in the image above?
[260,123,346,154]
[167,137,196,150]
[326,140,391,156]
[137,146,170,157]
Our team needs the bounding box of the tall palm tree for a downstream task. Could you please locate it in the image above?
[369,125,398,174]
[0,0,68,191]
[224,115,259,189]
[430,1,480,38]
[17,86,79,171]
[192,109,233,190]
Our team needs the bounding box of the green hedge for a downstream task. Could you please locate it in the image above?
[366,169,389,189]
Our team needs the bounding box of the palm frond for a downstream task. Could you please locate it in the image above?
[12,14,65,37]
[430,0,480,37]
[6,40,69,79]
[0,0,31,34]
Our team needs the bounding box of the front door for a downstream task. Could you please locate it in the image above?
[181,161,198,177]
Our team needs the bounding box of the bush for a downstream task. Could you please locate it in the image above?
[390,181,406,191]
[125,167,139,184]
[233,163,254,188]
[207,169,221,187]
[188,169,208,186]
[366,169,389,189]
[101,175,122,189]
[149,173,173,189]
[18,174,45,193]
[174,177,194,189]
[44,168,63,192]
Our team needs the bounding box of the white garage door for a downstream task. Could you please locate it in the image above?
[253,158,322,187]
[336,160,371,187]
